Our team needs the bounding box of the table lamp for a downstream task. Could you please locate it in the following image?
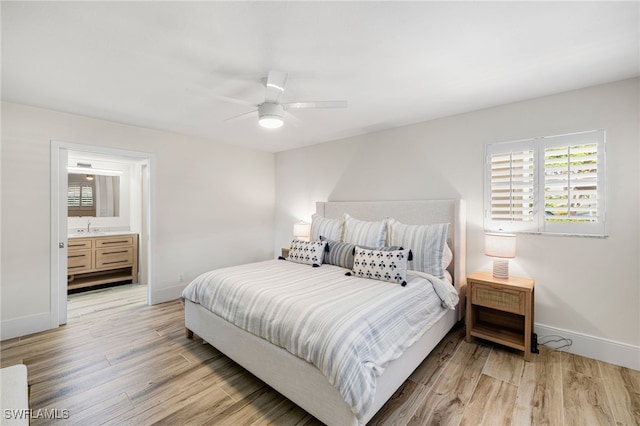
[485,232,516,279]
[293,221,311,241]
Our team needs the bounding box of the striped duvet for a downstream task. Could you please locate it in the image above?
[181,259,455,420]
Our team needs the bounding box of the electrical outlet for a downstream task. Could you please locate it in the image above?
[179,273,184,283]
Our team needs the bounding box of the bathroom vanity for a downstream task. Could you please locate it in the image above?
[67,233,138,290]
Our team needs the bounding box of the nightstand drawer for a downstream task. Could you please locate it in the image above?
[472,284,524,315]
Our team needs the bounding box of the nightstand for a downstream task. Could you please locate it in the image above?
[281,247,290,258]
[466,271,536,361]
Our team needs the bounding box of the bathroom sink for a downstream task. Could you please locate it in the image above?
[68,231,135,238]
[67,232,112,238]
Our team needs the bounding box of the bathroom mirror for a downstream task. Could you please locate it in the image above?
[68,174,120,217]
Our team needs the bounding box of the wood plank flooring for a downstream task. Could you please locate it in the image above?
[1,283,639,425]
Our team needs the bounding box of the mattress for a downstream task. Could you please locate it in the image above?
[181,259,457,420]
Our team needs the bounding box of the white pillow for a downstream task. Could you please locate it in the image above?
[310,214,343,241]
[287,239,327,267]
[343,213,387,248]
[443,242,453,271]
[387,218,449,279]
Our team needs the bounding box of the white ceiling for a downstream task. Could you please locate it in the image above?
[2,1,638,152]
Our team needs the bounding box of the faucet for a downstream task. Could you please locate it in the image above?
[87,219,91,233]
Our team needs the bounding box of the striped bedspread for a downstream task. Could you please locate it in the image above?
[181,259,455,420]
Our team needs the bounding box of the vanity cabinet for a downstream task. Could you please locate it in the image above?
[67,234,138,290]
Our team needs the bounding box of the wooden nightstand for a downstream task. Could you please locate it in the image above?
[281,247,290,258]
[466,271,536,361]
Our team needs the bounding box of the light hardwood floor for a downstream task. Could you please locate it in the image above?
[1,283,638,425]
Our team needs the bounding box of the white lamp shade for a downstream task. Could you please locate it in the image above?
[484,233,516,259]
[293,221,311,239]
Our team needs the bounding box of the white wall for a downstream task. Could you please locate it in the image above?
[2,79,638,368]
[1,102,275,338]
[274,78,640,368]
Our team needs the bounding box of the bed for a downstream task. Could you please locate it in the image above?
[183,199,466,426]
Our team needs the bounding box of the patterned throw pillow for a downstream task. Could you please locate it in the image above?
[343,214,387,248]
[387,218,449,279]
[352,246,409,286]
[310,214,343,241]
[287,239,327,267]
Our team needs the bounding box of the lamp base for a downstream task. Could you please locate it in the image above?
[493,258,509,279]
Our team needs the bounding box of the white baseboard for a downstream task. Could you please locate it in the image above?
[149,283,186,305]
[1,312,53,341]
[535,323,640,371]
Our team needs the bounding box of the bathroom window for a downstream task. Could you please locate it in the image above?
[68,175,96,216]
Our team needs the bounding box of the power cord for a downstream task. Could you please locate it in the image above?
[538,334,573,351]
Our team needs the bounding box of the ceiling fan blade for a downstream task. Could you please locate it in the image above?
[283,100,348,110]
[284,110,303,127]
[216,95,254,106]
[223,109,257,122]
[264,70,288,103]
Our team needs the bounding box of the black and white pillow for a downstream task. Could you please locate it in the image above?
[352,246,410,286]
[287,239,327,267]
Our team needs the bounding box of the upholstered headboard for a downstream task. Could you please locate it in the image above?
[315,199,467,319]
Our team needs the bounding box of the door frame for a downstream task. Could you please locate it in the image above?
[50,140,155,326]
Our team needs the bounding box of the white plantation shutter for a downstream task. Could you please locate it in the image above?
[68,174,96,216]
[490,150,535,221]
[541,130,606,235]
[68,184,81,207]
[80,184,94,207]
[485,139,537,232]
[485,130,606,236]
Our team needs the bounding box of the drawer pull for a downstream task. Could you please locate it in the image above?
[69,265,88,269]
[69,243,87,248]
[102,240,129,245]
[103,250,128,255]
[102,260,128,265]
[68,254,88,259]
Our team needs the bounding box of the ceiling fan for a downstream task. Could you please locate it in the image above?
[223,70,347,129]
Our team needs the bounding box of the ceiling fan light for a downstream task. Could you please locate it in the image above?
[258,102,285,129]
[259,116,284,129]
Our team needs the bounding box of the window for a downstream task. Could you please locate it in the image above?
[68,174,96,217]
[485,129,606,236]
[68,181,94,208]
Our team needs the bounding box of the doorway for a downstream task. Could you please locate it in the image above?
[50,141,154,326]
